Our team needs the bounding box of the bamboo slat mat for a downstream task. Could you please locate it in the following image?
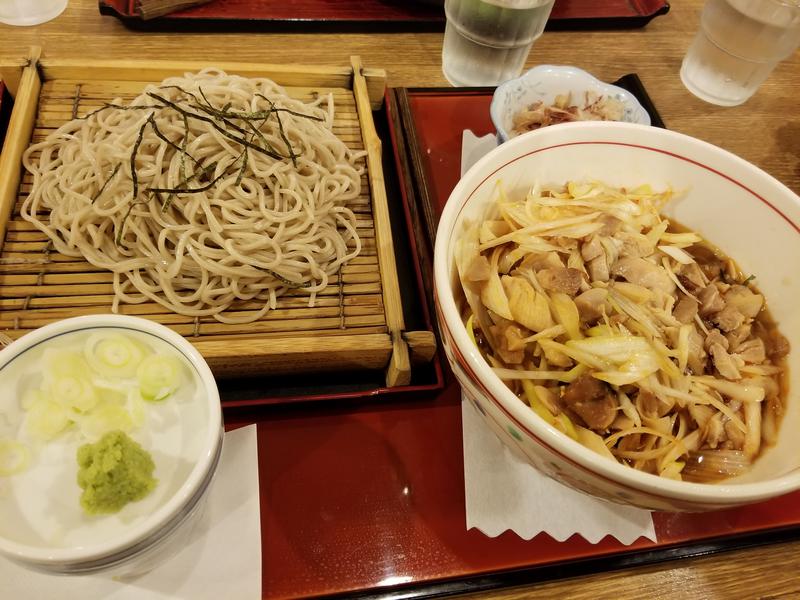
[0,78,388,347]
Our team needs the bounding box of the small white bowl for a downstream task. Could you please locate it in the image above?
[490,65,651,143]
[0,315,223,574]
[434,121,800,512]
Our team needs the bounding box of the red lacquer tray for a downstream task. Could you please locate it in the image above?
[223,87,800,600]
[98,0,670,31]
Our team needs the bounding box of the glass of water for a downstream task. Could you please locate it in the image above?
[680,0,800,106]
[442,0,556,88]
[0,0,67,26]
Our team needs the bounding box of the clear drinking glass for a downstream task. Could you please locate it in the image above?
[0,0,67,26]
[442,0,556,87]
[680,0,800,106]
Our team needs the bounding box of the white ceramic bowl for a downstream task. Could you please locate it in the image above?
[0,314,223,574]
[490,65,651,143]
[434,121,800,512]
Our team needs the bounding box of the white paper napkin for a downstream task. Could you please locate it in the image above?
[462,398,656,544]
[460,130,500,175]
[459,130,657,545]
[0,424,262,600]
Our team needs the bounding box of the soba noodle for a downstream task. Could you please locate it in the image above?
[22,69,365,324]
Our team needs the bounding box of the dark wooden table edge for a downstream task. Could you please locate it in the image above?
[327,524,800,600]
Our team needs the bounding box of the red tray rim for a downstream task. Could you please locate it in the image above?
[98,0,671,29]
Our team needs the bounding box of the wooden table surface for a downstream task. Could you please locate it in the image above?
[1,1,800,599]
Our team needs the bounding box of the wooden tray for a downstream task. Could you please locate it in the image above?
[0,48,436,386]
[98,0,671,31]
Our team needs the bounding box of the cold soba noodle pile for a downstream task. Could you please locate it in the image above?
[457,182,789,482]
[22,69,364,324]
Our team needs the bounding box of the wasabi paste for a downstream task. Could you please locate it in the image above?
[77,430,157,515]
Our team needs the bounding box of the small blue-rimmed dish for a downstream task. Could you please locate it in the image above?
[490,65,651,143]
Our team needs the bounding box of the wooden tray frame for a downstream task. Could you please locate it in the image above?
[0,48,435,387]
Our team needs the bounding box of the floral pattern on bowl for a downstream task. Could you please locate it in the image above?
[490,65,651,143]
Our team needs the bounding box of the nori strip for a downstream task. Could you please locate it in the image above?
[148,116,200,166]
[146,91,286,161]
[159,161,217,212]
[149,155,243,194]
[130,113,154,203]
[91,163,121,204]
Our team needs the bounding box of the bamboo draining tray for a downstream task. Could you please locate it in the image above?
[0,48,436,386]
